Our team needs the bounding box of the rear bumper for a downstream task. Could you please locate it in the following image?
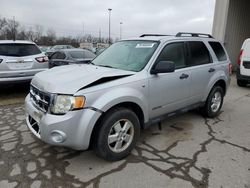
[0,76,34,83]
[236,68,250,81]
[0,68,48,83]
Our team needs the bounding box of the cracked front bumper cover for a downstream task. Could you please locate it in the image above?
[25,94,102,150]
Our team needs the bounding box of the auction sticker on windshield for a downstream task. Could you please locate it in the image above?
[135,43,156,48]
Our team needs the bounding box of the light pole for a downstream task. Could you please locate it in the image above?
[120,22,123,40]
[108,8,112,45]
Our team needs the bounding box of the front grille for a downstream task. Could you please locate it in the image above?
[28,115,40,135]
[30,85,51,113]
[243,61,250,69]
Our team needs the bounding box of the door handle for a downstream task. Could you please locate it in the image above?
[208,68,215,73]
[179,73,189,79]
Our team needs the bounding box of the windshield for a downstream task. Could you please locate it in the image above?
[92,40,159,72]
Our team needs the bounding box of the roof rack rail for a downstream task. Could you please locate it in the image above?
[140,34,172,37]
[176,32,213,38]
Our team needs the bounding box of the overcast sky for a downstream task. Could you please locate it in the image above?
[0,0,216,39]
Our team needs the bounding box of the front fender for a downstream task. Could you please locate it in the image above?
[87,87,149,122]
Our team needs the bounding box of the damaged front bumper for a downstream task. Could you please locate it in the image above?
[25,94,102,150]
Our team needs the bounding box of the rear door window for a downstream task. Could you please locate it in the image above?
[209,42,227,61]
[0,43,41,57]
[188,41,212,66]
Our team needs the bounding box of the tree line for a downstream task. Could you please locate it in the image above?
[0,16,114,47]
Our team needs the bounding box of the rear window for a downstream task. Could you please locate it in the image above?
[209,42,227,61]
[0,43,41,57]
[69,51,96,59]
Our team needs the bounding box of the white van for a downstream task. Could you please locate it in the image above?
[237,39,250,87]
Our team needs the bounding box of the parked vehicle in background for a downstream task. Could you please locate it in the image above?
[95,43,109,55]
[39,46,51,53]
[46,45,75,57]
[236,39,250,87]
[49,49,96,68]
[95,48,106,56]
[0,40,48,83]
[25,33,231,161]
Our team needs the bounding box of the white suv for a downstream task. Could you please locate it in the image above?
[237,39,250,87]
[0,40,49,83]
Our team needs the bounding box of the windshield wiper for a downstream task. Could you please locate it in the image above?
[97,65,115,69]
[80,60,93,64]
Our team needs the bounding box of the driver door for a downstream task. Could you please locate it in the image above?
[148,42,191,118]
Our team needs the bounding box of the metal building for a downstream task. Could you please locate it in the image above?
[212,0,250,67]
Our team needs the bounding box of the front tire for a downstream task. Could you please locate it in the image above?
[237,79,247,87]
[93,107,140,161]
[201,86,224,118]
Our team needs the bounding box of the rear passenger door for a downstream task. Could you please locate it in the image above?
[186,41,214,103]
[149,42,191,118]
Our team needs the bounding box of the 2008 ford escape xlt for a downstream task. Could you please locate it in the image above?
[25,33,231,161]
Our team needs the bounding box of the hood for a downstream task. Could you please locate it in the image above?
[31,64,134,94]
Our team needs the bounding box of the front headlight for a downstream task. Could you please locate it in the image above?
[51,95,85,115]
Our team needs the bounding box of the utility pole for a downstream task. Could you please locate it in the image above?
[120,22,123,40]
[13,16,16,41]
[82,22,85,41]
[108,8,112,45]
[99,28,101,42]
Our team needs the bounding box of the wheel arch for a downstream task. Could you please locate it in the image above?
[89,101,145,149]
[203,78,227,102]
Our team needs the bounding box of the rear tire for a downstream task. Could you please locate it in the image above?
[93,107,140,161]
[201,86,224,118]
[237,79,247,87]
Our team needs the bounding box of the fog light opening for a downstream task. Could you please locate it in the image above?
[51,130,66,143]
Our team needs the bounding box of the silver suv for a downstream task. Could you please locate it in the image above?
[25,33,231,161]
[0,40,48,83]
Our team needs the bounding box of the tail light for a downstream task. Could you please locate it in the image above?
[35,56,49,63]
[237,49,243,66]
[228,63,233,75]
[0,59,2,63]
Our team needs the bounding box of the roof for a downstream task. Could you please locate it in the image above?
[122,33,218,43]
[0,40,35,44]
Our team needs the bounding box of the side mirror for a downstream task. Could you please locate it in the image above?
[150,61,175,74]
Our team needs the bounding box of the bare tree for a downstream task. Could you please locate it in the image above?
[33,25,43,42]
[4,17,19,40]
[0,16,7,39]
[0,16,111,46]
[17,26,27,40]
[45,28,56,45]
[86,34,94,43]
[26,27,35,41]
[0,16,7,31]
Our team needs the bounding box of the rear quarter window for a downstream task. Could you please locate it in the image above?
[209,42,227,61]
[0,43,41,57]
